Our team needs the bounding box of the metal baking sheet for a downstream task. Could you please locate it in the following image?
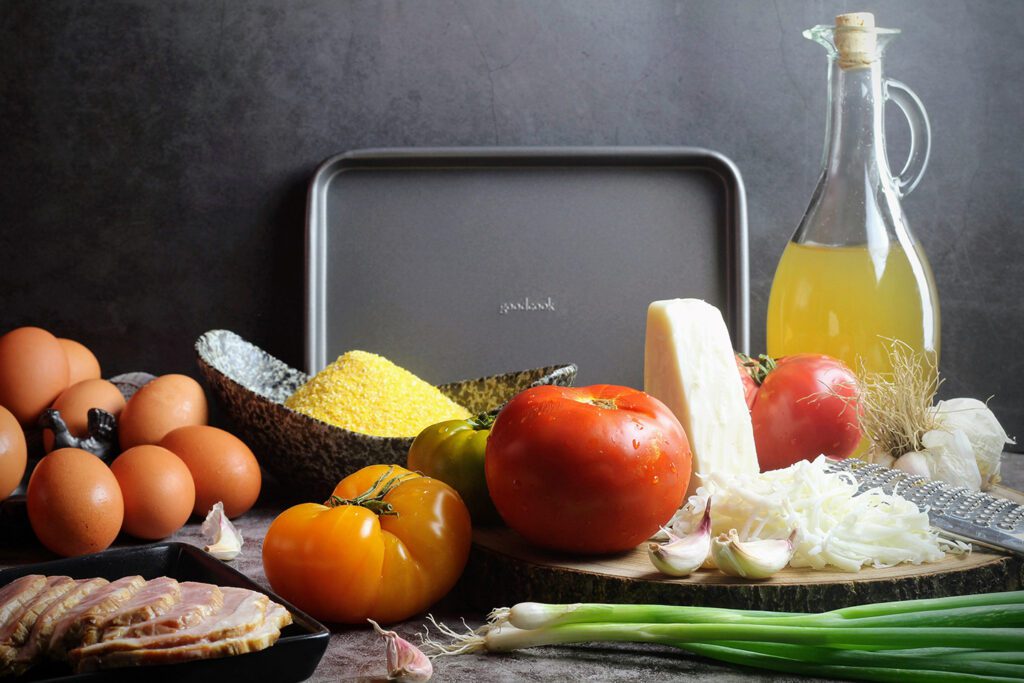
[306,147,749,387]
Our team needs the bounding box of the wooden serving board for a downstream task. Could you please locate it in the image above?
[463,526,1024,613]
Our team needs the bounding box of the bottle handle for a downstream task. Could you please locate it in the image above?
[884,78,932,196]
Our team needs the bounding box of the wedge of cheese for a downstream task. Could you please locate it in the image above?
[643,299,759,496]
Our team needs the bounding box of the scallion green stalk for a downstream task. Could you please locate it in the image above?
[677,642,1022,683]
[705,641,1024,679]
[506,601,1024,631]
[828,590,1024,619]
[484,621,1023,652]
[505,602,801,630]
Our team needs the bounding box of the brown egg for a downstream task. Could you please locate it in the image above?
[0,327,70,426]
[118,374,208,450]
[59,338,101,385]
[43,379,126,452]
[0,405,27,499]
[160,425,261,518]
[111,445,195,540]
[27,448,123,557]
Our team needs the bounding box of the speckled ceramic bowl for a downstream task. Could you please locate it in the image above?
[195,330,577,500]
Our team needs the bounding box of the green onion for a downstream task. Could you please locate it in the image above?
[505,600,1024,630]
[483,621,1023,651]
[678,642,1023,683]
[503,602,802,629]
[702,641,1024,678]
[425,591,1024,682]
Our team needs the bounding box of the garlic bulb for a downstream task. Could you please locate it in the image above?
[368,619,433,682]
[931,398,1013,490]
[201,501,243,561]
[711,528,795,580]
[648,502,711,577]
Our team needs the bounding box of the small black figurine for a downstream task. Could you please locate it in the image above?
[38,408,119,461]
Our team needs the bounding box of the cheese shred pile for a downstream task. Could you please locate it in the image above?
[668,456,967,572]
[285,351,470,437]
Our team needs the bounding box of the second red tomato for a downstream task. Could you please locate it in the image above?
[742,354,861,470]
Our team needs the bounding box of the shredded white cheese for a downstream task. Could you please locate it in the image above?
[667,456,967,572]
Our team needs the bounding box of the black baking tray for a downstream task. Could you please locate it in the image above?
[305,146,749,386]
[0,543,329,682]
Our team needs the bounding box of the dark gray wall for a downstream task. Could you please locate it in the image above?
[2,1,1022,444]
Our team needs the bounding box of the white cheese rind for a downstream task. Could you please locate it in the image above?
[643,298,759,496]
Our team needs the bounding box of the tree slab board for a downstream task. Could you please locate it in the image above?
[462,527,1024,613]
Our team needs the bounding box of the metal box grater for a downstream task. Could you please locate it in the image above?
[828,458,1024,556]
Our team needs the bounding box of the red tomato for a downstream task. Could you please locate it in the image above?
[485,384,691,554]
[743,354,861,470]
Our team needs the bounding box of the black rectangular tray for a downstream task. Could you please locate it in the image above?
[305,146,749,386]
[0,543,329,683]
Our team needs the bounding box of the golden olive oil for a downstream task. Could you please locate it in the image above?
[766,241,940,378]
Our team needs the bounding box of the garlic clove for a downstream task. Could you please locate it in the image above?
[368,618,433,682]
[893,450,934,480]
[201,501,243,561]
[711,528,796,580]
[648,501,711,577]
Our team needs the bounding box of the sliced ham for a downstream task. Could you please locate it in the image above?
[9,578,108,674]
[76,602,292,672]
[78,576,181,646]
[103,581,222,640]
[0,576,76,674]
[70,586,268,663]
[0,576,47,632]
[47,575,145,659]
[1,574,292,676]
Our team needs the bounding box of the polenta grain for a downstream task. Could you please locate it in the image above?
[284,351,470,437]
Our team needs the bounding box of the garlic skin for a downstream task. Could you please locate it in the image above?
[201,501,243,561]
[893,450,933,480]
[368,619,433,682]
[648,502,711,577]
[896,429,982,491]
[711,529,796,580]
[931,398,1013,490]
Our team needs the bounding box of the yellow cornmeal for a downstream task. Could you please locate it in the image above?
[285,350,470,437]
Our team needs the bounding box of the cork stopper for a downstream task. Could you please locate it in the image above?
[835,12,877,69]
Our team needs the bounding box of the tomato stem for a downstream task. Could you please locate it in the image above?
[325,465,417,517]
[470,411,497,431]
[737,353,778,386]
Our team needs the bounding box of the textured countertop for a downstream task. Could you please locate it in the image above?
[3,452,1022,682]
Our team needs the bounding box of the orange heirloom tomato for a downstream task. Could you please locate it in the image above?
[262,464,471,625]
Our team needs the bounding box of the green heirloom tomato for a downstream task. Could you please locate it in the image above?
[407,415,500,525]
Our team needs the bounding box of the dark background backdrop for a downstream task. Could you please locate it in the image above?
[1,1,1021,444]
